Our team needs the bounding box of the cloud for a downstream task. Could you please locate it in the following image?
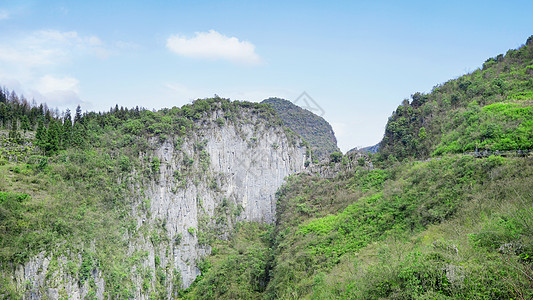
[0,30,108,109]
[0,29,108,68]
[36,75,79,94]
[166,30,262,65]
[29,75,88,109]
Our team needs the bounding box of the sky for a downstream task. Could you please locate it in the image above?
[0,1,532,152]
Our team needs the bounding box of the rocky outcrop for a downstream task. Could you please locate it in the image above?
[8,108,306,299]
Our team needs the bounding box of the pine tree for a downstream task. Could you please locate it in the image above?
[35,118,47,149]
[0,103,7,128]
[20,115,31,132]
[71,122,85,148]
[62,109,73,148]
[74,105,82,124]
[45,120,60,155]
[8,118,23,144]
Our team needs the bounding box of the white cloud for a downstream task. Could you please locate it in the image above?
[36,75,79,94]
[28,75,87,110]
[166,30,262,65]
[0,30,109,109]
[38,89,85,108]
[0,30,108,68]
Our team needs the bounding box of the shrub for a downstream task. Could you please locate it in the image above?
[330,151,342,163]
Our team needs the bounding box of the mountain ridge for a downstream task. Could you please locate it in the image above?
[379,36,533,161]
[261,97,340,161]
[0,97,306,298]
[1,36,533,299]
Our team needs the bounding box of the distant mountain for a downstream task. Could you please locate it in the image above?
[262,98,340,160]
[347,143,380,155]
[360,143,379,154]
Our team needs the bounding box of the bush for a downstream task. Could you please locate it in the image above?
[151,156,160,173]
[329,151,342,163]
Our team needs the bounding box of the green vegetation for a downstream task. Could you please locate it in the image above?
[380,36,533,160]
[181,223,272,299]
[1,37,533,299]
[0,94,293,298]
[184,155,533,299]
[433,102,533,155]
[182,37,533,299]
[0,147,139,298]
[329,151,343,163]
[262,98,340,160]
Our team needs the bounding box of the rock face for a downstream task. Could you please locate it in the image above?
[8,108,306,299]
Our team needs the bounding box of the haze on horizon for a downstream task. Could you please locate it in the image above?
[0,0,531,152]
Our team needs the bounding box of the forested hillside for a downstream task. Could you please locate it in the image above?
[182,153,533,299]
[181,37,533,299]
[262,98,340,160]
[380,36,533,161]
[1,36,532,299]
[0,95,305,298]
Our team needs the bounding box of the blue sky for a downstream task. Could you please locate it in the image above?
[0,0,532,152]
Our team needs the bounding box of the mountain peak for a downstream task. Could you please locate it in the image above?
[262,97,340,160]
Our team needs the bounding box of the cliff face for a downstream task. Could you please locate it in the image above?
[8,109,306,299]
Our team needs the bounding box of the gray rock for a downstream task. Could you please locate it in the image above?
[10,108,306,298]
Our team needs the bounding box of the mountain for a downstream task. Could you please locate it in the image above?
[261,98,340,160]
[181,37,533,299]
[379,36,533,161]
[1,36,533,300]
[0,97,306,298]
[347,143,380,155]
[360,143,379,154]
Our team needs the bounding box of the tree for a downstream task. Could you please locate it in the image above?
[45,120,60,155]
[62,109,72,148]
[35,118,47,149]
[0,103,7,128]
[20,115,31,131]
[8,118,23,144]
[527,35,533,46]
[71,122,85,148]
[74,105,82,124]
[330,151,342,163]
[418,127,427,140]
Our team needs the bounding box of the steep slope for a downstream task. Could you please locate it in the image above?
[182,154,533,299]
[262,98,340,160]
[380,36,533,160]
[0,98,306,298]
[266,155,533,299]
[180,38,533,299]
[2,36,533,300]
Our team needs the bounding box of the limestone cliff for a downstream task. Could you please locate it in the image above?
[6,106,306,299]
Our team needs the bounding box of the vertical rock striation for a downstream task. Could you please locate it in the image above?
[9,108,306,299]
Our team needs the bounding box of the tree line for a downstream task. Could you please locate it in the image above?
[0,88,151,155]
